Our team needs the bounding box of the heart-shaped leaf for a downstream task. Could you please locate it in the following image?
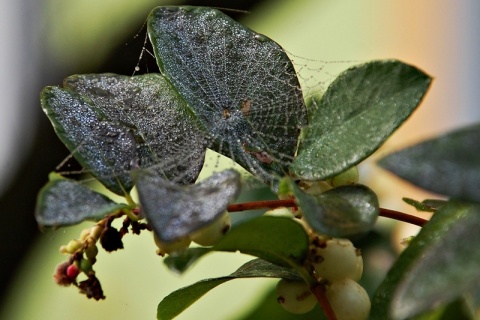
[371,200,480,319]
[378,123,480,202]
[41,73,208,195]
[147,6,307,185]
[35,177,128,228]
[164,216,310,273]
[281,178,379,237]
[291,60,432,180]
[135,169,241,243]
[157,259,302,320]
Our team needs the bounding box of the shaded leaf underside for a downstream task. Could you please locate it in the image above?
[379,123,480,202]
[35,178,127,228]
[135,169,241,243]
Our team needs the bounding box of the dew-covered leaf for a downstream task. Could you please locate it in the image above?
[157,259,302,320]
[164,216,309,273]
[371,200,480,320]
[64,73,208,186]
[291,60,432,180]
[41,86,138,195]
[147,6,307,186]
[135,169,241,243]
[35,178,127,228]
[281,178,379,237]
[42,73,208,195]
[378,123,480,202]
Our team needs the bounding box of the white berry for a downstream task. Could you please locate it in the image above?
[190,211,231,246]
[300,180,332,195]
[154,234,191,256]
[264,207,295,218]
[329,166,359,187]
[326,278,370,320]
[276,279,317,314]
[312,238,363,281]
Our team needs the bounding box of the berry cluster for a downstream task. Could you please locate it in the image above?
[54,213,150,300]
[54,208,232,299]
[274,167,371,320]
[153,211,231,255]
[273,213,370,319]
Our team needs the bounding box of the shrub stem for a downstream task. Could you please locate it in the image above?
[311,283,337,320]
[227,199,429,227]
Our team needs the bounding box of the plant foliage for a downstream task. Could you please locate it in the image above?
[35,5,480,320]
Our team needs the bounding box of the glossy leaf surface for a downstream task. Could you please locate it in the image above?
[291,60,432,180]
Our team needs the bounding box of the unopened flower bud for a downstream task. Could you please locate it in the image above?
[65,239,83,254]
[85,243,98,262]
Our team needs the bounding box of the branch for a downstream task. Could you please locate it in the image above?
[379,208,428,227]
[227,199,296,212]
[227,199,429,227]
[311,283,337,320]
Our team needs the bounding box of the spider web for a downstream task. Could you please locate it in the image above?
[52,7,356,197]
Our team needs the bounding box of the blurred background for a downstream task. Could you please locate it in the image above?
[0,0,479,319]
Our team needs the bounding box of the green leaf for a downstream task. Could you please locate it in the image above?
[371,200,480,319]
[281,178,379,237]
[378,123,480,202]
[291,60,432,180]
[411,299,473,320]
[135,169,241,243]
[157,259,302,320]
[164,247,210,274]
[213,216,309,267]
[35,178,127,228]
[147,6,307,185]
[402,198,437,212]
[41,73,207,195]
[164,216,310,273]
[422,199,448,211]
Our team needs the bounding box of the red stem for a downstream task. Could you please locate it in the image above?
[311,283,337,320]
[227,199,429,227]
[227,199,296,212]
[379,208,428,227]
